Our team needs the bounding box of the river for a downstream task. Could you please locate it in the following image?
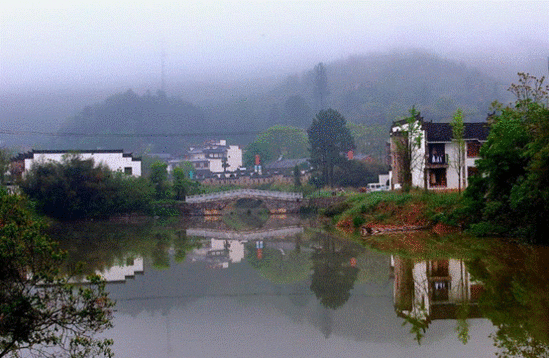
[49,213,549,358]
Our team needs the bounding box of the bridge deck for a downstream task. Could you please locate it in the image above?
[185,189,303,203]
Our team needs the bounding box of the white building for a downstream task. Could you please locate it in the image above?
[186,140,243,177]
[393,257,484,323]
[14,149,142,177]
[390,117,489,190]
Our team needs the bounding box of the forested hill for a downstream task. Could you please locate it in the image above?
[51,51,510,153]
[218,51,509,130]
[52,90,208,154]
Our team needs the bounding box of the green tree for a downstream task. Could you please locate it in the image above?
[450,108,466,193]
[347,123,387,161]
[0,191,114,358]
[465,73,549,242]
[308,109,355,188]
[391,107,424,192]
[149,161,170,199]
[0,149,12,185]
[293,165,301,188]
[243,125,309,167]
[20,155,153,220]
[313,62,330,110]
[172,167,187,200]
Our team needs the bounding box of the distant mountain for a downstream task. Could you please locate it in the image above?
[47,50,512,154]
[51,89,208,154]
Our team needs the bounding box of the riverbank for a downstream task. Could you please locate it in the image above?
[322,190,464,234]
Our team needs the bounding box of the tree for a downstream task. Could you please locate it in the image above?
[450,108,466,193]
[0,191,114,357]
[313,62,330,110]
[308,109,355,188]
[309,233,360,309]
[465,73,549,242]
[149,161,169,199]
[172,167,187,201]
[293,165,301,188]
[391,107,424,192]
[0,149,12,185]
[20,155,153,220]
[243,125,309,167]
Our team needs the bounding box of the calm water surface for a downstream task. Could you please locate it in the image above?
[51,214,549,358]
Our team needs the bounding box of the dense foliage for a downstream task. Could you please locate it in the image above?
[0,191,114,358]
[243,125,309,167]
[20,155,154,220]
[464,73,549,243]
[54,89,208,153]
[308,109,355,187]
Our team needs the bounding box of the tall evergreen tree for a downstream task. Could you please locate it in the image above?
[313,62,330,110]
[308,109,354,187]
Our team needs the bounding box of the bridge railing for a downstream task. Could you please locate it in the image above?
[185,189,303,203]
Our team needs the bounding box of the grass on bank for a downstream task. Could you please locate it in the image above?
[324,190,464,230]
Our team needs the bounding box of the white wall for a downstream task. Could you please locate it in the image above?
[25,152,142,177]
[226,145,242,172]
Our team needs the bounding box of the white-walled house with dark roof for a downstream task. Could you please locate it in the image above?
[390,116,489,190]
[14,149,142,177]
[186,140,243,178]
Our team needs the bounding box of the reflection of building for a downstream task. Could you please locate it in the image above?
[393,256,484,322]
[189,239,246,269]
[74,257,144,283]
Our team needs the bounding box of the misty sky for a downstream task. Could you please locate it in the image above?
[1,1,548,92]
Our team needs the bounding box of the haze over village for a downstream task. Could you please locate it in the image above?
[1,1,548,152]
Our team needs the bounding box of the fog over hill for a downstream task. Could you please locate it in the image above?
[1,1,547,151]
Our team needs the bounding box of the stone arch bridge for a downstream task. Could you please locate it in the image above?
[184,189,304,215]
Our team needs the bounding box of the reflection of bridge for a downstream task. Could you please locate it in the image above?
[185,189,303,203]
[186,226,304,240]
[184,189,304,215]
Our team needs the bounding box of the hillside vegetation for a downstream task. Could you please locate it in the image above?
[50,51,506,154]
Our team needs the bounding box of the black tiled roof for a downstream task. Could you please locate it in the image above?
[423,122,489,142]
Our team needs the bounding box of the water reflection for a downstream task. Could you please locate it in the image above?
[392,256,483,344]
[364,232,549,356]
[46,217,549,357]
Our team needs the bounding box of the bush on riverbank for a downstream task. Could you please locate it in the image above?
[330,190,463,232]
[20,156,155,220]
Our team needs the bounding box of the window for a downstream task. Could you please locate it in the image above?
[124,167,132,175]
[467,141,481,158]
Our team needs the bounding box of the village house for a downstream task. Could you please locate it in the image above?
[185,139,243,178]
[11,149,142,178]
[390,116,489,190]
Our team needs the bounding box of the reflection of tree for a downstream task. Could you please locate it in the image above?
[245,243,311,285]
[466,245,549,358]
[309,232,360,309]
[48,219,200,275]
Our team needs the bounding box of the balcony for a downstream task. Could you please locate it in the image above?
[426,153,448,168]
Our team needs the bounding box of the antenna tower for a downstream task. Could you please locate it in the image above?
[161,44,166,93]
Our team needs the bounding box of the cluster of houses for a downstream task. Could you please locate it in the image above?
[9,113,489,191]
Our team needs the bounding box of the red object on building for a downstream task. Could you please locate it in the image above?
[350,257,357,267]
[255,155,261,166]
[347,150,354,160]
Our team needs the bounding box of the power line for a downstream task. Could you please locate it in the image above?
[0,129,263,138]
